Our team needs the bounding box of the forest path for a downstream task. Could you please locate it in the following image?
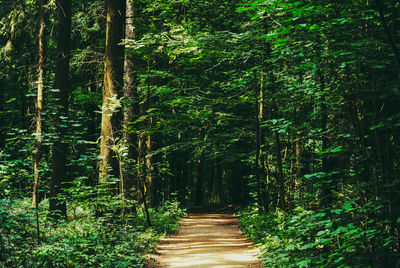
[146,213,262,267]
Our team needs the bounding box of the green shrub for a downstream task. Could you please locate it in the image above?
[238,201,398,268]
[0,197,186,267]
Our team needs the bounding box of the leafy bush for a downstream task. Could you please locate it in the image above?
[150,199,187,234]
[238,201,398,267]
[0,196,186,267]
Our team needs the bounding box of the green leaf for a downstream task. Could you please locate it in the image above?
[263,33,278,41]
[370,122,384,131]
[331,209,342,215]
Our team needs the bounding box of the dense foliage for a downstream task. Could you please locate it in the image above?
[1,0,400,266]
[1,197,185,266]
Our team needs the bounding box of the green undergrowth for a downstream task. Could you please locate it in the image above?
[238,203,397,268]
[0,197,186,267]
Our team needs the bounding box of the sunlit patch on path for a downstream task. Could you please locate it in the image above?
[146,213,262,267]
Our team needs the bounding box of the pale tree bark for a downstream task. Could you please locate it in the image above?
[32,0,46,209]
[121,0,138,214]
[146,128,157,207]
[49,0,71,220]
[122,0,137,194]
[99,0,126,183]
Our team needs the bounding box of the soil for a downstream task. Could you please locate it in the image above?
[146,213,262,267]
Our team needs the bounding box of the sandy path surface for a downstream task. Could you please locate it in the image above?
[146,213,262,267]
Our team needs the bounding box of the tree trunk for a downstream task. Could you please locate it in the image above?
[319,74,337,207]
[255,69,268,213]
[195,156,204,206]
[0,80,4,149]
[210,158,221,204]
[146,132,157,207]
[19,84,27,130]
[122,0,138,212]
[275,131,286,210]
[179,150,188,205]
[32,0,46,209]
[99,0,126,182]
[230,159,244,204]
[170,149,179,197]
[137,129,152,225]
[49,0,71,220]
[137,100,152,224]
[137,130,145,201]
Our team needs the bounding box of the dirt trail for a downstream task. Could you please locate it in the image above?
[146,213,262,267]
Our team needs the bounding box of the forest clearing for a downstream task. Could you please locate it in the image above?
[1,0,400,267]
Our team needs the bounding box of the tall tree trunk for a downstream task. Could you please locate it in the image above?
[99,0,126,182]
[137,101,152,225]
[0,79,4,149]
[319,74,337,207]
[320,94,331,205]
[32,0,46,209]
[143,63,157,207]
[122,0,137,212]
[146,131,157,207]
[137,129,145,201]
[275,130,286,210]
[271,80,285,210]
[49,0,71,219]
[255,68,268,213]
[138,133,152,226]
[137,131,152,226]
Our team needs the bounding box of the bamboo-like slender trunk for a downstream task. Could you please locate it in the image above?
[138,131,152,226]
[255,84,265,213]
[146,132,156,206]
[32,0,46,210]
[137,101,152,225]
